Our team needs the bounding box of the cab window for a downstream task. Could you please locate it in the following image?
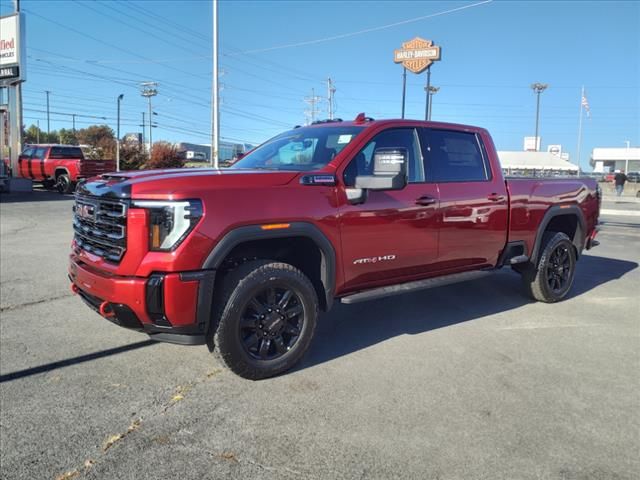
[344,128,424,187]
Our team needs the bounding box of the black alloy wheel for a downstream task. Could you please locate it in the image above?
[545,243,571,293]
[210,260,319,380]
[522,231,576,303]
[239,286,304,361]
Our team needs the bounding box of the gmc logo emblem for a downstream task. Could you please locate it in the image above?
[77,203,96,220]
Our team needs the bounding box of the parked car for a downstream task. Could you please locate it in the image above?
[69,115,601,379]
[626,171,640,183]
[18,144,116,193]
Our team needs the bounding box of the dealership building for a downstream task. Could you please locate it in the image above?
[590,147,640,173]
[497,151,579,176]
[175,141,254,163]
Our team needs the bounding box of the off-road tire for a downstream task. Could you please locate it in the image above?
[209,260,318,380]
[56,173,75,194]
[522,232,576,303]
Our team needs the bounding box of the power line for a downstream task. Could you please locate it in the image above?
[228,0,493,55]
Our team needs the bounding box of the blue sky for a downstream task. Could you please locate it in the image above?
[2,0,638,170]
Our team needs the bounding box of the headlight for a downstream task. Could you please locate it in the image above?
[133,199,203,251]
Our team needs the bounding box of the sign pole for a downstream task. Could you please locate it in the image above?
[424,66,431,121]
[401,67,407,119]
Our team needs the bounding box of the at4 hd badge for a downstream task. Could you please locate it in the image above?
[353,255,397,265]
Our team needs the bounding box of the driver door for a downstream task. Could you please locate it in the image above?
[338,128,440,291]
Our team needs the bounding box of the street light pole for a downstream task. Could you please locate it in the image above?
[427,86,439,121]
[140,82,158,154]
[531,82,548,152]
[116,94,123,171]
[625,140,630,174]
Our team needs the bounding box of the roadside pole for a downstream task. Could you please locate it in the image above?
[401,67,407,119]
[211,0,219,168]
[423,66,431,121]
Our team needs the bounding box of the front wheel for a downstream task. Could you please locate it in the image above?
[210,260,318,380]
[522,232,576,303]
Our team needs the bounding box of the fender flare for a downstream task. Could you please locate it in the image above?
[531,205,587,263]
[202,222,336,310]
[54,167,71,178]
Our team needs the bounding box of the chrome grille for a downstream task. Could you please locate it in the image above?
[73,195,127,263]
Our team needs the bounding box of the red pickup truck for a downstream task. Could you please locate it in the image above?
[18,144,115,193]
[69,116,600,379]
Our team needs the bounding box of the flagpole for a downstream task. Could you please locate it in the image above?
[576,86,584,172]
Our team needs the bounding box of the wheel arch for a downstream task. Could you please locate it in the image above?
[531,205,586,263]
[54,167,71,178]
[202,222,336,311]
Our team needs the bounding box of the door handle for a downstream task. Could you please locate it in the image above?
[487,193,505,202]
[416,195,437,206]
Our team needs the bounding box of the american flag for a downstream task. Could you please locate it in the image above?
[581,91,591,118]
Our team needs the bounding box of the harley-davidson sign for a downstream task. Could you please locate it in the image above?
[393,37,441,74]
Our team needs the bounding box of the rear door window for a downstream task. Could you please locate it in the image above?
[420,129,490,182]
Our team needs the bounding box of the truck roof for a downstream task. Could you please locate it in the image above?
[300,116,488,135]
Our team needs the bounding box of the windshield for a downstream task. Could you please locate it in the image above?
[229,125,364,171]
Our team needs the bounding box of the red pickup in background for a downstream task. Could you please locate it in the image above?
[18,144,115,193]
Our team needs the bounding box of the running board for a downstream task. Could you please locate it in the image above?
[340,270,492,305]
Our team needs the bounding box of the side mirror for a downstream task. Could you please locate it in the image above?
[355,148,408,191]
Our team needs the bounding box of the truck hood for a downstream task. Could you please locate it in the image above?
[76,168,301,199]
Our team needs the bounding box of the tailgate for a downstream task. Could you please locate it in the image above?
[80,159,117,177]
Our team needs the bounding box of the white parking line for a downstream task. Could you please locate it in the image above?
[600,209,640,217]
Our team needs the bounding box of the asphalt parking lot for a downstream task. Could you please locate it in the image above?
[1,190,639,480]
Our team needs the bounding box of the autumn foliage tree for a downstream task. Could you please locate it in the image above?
[76,125,116,159]
[119,140,148,171]
[146,141,184,169]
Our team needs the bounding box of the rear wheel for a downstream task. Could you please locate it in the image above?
[56,173,75,194]
[522,232,576,302]
[209,260,318,380]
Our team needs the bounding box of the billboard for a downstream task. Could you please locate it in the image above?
[0,13,25,84]
[524,137,540,152]
[547,145,562,156]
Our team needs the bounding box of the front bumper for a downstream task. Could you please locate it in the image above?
[69,256,215,345]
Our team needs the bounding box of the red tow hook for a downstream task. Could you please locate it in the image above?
[70,283,79,295]
[99,301,115,318]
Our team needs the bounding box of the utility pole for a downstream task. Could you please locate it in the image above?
[531,82,548,152]
[625,140,630,174]
[36,120,40,143]
[45,90,51,135]
[116,94,123,171]
[71,114,76,133]
[427,86,439,121]
[211,0,220,168]
[304,88,322,124]
[401,67,407,119]
[327,77,336,120]
[140,82,158,153]
[140,112,146,148]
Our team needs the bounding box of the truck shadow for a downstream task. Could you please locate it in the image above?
[299,255,638,372]
[0,188,74,203]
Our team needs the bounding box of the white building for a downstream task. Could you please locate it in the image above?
[498,151,579,177]
[591,147,640,173]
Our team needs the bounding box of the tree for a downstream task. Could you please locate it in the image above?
[119,140,148,170]
[23,124,58,144]
[76,125,116,159]
[58,128,78,145]
[146,141,184,169]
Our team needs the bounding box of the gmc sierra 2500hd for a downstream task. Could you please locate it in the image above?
[69,114,600,379]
